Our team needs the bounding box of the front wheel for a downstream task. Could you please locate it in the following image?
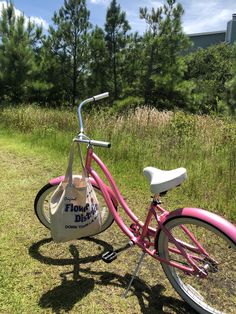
[157,216,236,314]
[34,183,116,236]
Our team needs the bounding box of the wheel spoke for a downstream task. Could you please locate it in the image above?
[158,217,236,313]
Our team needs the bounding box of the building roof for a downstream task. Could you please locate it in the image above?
[188,30,226,37]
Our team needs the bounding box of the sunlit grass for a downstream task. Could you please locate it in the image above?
[0,105,235,313]
[1,105,235,220]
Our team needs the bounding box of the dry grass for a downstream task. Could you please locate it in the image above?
[0,104,236,313]
[0,105,235,220]
[0,137,194,314]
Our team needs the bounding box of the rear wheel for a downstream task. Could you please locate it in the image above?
[157,217,236,314]
[34,183,116,235]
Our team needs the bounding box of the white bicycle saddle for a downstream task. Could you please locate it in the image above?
[143,166,187,194]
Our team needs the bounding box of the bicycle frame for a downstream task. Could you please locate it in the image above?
[83,144,211,277]
[48,92,233,280]
[33,92,236,314]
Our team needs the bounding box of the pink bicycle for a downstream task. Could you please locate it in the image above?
[35,93,236,314]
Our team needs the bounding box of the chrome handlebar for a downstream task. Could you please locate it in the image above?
[74,136,111,148]
[77,92,109,133]
[76,92,110,148]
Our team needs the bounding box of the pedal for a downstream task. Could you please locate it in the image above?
[102,251,117,263]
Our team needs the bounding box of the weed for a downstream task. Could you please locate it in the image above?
[0,105,235,221]
[0,105,235,313]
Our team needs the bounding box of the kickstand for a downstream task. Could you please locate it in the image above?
[122,251,146,298]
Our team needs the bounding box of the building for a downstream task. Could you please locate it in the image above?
[188,13,236,50]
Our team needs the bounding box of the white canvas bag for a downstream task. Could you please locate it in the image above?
[49,142,102,242]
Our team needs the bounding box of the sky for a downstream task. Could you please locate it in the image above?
[0,0,236,34]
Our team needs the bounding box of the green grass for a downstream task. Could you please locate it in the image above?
[0,136,193,314]
[0,105,235,313]
[1,105,235,220]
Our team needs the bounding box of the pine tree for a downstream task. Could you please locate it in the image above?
[49,0,90,106]
[0,1,44,103]
[227,43,236,113]
[105,0,130,99]
[87,26,109,97]
[185,43,232,113]
[121,32,144,98]
[140,0,190,108]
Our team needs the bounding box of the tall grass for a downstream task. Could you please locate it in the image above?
[0,105,235,220]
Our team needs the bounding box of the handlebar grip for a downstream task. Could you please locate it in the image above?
[93,92,109,101]
[90,140,111,148]
[74,137,111,148]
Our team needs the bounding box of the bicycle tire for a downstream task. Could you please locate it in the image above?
[34,182,117,235]
[157,216,236,314]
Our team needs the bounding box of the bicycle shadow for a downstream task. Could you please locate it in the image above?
[39,276,94,314]
[29,237,195,314]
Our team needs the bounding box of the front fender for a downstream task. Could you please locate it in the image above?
[159,207,236,244]
[49,175,118,207]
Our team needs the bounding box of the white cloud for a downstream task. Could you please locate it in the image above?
[90,0,110,5]
[126,10,147,33]
[184,10,232,34]
[150,1,164,8]
[180,0,235,34]
[29,16,49,30]
[0,1,49,30]
[121,0,235,34]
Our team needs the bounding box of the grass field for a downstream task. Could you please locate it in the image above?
[0,105,235,313]
[1,105,236,219]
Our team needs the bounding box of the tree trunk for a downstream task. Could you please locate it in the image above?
[113,41,118,99]
[144,43,155,105]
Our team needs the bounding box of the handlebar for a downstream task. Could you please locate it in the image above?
[74,137,111,148]
[93,92,109,101]
[77,92,109,134]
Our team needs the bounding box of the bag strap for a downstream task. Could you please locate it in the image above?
[77,142,88,179]
[64,142,75,186]
[64,141,87,186]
